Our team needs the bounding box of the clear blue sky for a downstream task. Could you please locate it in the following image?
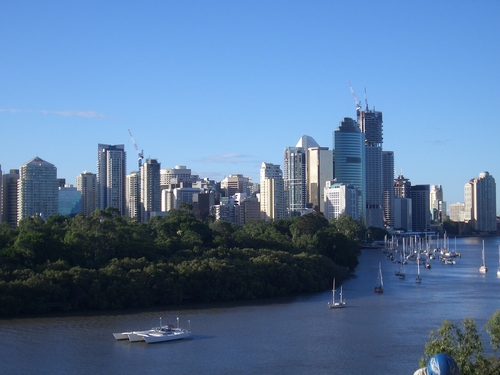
[1,1,499,212]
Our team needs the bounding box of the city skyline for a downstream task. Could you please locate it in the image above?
[1,1,499,212]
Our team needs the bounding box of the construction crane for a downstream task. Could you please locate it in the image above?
[128,129,144,171]
[128,129,143,222]
[348,80,362,112]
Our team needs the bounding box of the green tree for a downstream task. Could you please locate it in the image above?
[420,311,500,374]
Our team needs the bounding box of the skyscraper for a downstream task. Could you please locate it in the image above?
[259,162,285,221]
[17,157,58,224]
[333,117,366,222]
[1,169,19,227]
[358,107,384,228]
[382,151,394,227]
[126,171,140,219]
[141,158,161,221]
[465,172,497,232]
[283,136,313,217]
[307,147,333,214]
[97,144,126,215]
[76,171,97,216]
[410,184,431,232]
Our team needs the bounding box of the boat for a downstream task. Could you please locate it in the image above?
[479,240,488,273]
[328,278,346,309]
[374,262,384,293]
[416,252,422,284]
[113,317,191,343]
[140,318,192,344]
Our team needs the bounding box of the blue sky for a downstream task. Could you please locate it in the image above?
[1,1,499,212]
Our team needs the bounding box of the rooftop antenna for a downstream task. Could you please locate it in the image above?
[348,80,362,113]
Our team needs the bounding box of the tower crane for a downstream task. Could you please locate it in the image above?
[348,80,362,112]
[128,129,143,222]
[128,129,144,171]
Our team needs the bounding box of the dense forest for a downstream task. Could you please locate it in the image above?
[0,207,368,317]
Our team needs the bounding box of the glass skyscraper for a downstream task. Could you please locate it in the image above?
[333,117,366,222]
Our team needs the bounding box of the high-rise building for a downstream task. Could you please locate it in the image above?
[259,162,285,221]
[449,202,466,222]
[358,108,384,228]
[76,171,97,216]
[394,197,412,232]
[323,181,359,220]
[333,117,366,222]
[220,174,252,197]
[382,151,395,227]
[284,144,307,217]
[141,158,161,221]
[126,171,140,219]
[58,185,81,216]
[410,184,431,232]
[430,185,445,223]
[1,169,19,227]
[307,147,333,213]
[160,166,198,189]
[17,157,58,224]
[97,144,126,215]
[465,172,497,232]
[394,174,411,198]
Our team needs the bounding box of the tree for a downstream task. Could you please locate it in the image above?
[419,311,500,374]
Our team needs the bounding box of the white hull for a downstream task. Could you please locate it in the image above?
[142,330,192,344]
[113,330,153,341]
[328,302,346,309]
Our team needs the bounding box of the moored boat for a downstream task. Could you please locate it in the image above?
[374,262,384,293]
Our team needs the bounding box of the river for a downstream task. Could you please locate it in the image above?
[1,235,499,374]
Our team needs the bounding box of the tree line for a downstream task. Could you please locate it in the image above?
[0,207,367,317]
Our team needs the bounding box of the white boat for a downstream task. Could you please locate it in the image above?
[113,317,190,343]
[479,240,488,273]
[140,318,192,344]
[327,278,346,309]
[113,329,153,341]
[374,262,384,293]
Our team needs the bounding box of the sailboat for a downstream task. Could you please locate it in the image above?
[374,263,384,293]
[416,251,422,284]
[479,240,488,273]
[328,278,346,308]
[497,246,500,276]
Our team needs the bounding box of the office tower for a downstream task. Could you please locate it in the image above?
[17,157,58,224]
[284,137,311,217]
[333,117,366,222]
[449,202,466,222]
[382,151,394,227]
[58,185,82,216]
[394,197,412,232]
[394,174,411,198]
[307,147,333,213]
[430,185,445,223]
[358,107,384,228]
[465,172,497,232]
[160,166,198,189]
[410,184,431,232]
[97,144,126,215]
[259,162,285,221]
[323,181,359,220]
[126,171,140,219]
[141,158,161,221]
[220,174,252,197]
[76,171,97,216]
[1,169,19,227]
